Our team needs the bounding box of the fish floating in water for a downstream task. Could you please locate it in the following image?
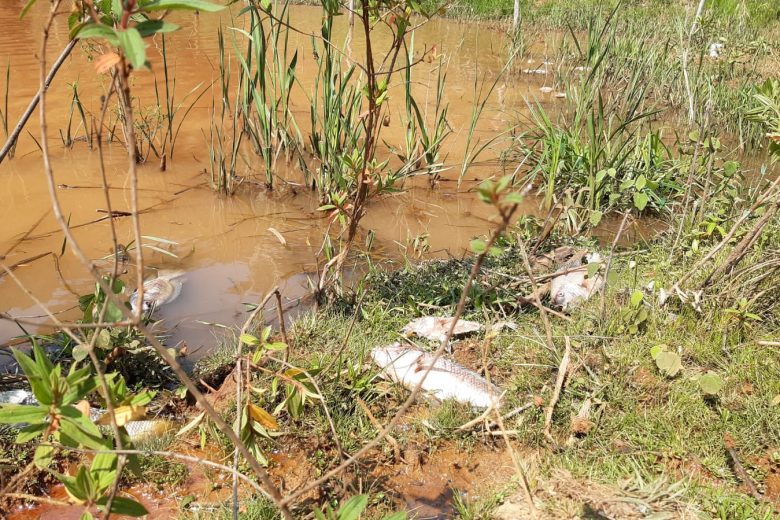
[549,252,604,311]
[370,343,502,409]
[401,316,482,343]
[130,269,186,313]
[0,390,176,441]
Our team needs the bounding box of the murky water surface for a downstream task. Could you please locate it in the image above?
[0,3,566,361]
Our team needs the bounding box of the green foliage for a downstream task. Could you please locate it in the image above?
[651,344,682,378]
[697,372,724,396]
[745,78,780,161]
[314,494,406,520]
[68,0,224,72]
[0,344,149,516]
[614,290,649,335]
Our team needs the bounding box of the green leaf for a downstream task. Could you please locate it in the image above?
[382,513,408,520]
[650,344,666,360]
[135,20,180,38]
[586,262,600,279]
[80,512,94,520]
[655,351,682,377]
[20,0,38,19]
[635,175,647,191]
[698,372,723,395]
[143,0,226,12]
[589,210,603,227]
[118,28,147,70]
[13,348,53,405]
[633,192,649,211]
[34,444,54,469]
[470,239,486,254]
[16,422,48,442]
[59,467,89,502]
[337,495,369,520]
[74,344,93,365]
[240,334,260,346]
[91,452,118,490]
[76,465,97,501]
[629,290,644,307]
[95,329,112,350]
[77,23,119,46]
[502,192,524,205]
[105,301,124,323]
[723,161,739,177]
[265,342,287,351]
[58,407,109,450]
[0,404,49,424]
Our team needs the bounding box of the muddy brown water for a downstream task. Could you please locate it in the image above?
[0,3,576,364]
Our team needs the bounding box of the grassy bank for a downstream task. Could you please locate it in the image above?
[439,0,780,25]
[180,200,779,517]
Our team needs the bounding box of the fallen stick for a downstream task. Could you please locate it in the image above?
[0,39,78,163]
[543,336,571,445]
[724,433,764,503]
[356,398,401,462]
[0,252,51,279]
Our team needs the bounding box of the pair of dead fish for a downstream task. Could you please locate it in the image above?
[371,343,502,409]
[549,252,604,311]
[129,269,186,313]
[0,390,175,441]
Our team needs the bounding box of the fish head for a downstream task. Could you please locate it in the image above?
[129,291,150,313]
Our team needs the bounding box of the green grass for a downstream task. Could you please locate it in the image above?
[188,210,777,517]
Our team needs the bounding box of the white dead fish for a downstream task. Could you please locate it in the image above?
[708,42,724,59]
[0,389,37,405]
[492,321,518,331]
[130,269,186,312]
[539,86,554,93]
[401,316,482,343]
[549,252,604,311]
[0,390,175,442]
[371,343,501,408]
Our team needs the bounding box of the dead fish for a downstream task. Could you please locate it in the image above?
[0,389,37,405]
[371,343,501,409]
[130,269,186,312]
[549,252,604,311]
[401,316,482,343]
[708,41,724,59]
[0,390,175,442]
[107,418,177,441]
